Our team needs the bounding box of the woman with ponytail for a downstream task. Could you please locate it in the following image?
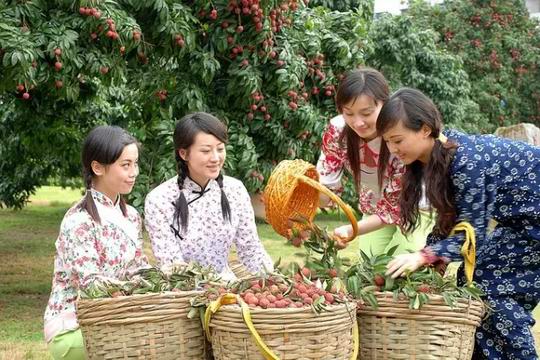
[317,67,432,256]
[44,126,148,360]
[144,112,273,280]
[380,88,540,359]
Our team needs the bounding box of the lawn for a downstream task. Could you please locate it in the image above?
[1,186,538,359]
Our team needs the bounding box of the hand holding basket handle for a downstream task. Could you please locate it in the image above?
[264,159,359,242]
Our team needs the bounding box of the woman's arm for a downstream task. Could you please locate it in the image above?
[334,214,386,239]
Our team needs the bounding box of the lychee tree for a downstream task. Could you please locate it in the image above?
[407,0,540,131]
[366,13,490,133]
[0,0,372,208]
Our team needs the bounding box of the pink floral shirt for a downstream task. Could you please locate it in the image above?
[44,189,148,341]
[316,115,404,225]
[144,175,273,279]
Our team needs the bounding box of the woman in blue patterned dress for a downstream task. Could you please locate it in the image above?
[379,88,540,359]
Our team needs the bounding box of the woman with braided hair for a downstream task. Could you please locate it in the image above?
[145,112,273,280]
[44,125,149,360]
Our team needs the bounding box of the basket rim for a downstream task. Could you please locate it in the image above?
[77,289,203,304]
[213,301,357,314]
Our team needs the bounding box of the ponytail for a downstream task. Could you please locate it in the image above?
[80,169,101,224]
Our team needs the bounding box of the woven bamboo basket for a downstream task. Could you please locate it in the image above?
[357,292,484,359]
[208,302,358,359]
[229,258,252,279]
[77,291,210,360]
[264,159,358,242]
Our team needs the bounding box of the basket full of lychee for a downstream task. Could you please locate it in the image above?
[194,271,359,360]
[347,247,486,360]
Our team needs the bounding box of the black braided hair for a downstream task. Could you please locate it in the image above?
[80,168,100,223]
[215,173,231,223]
[173,151,189,232]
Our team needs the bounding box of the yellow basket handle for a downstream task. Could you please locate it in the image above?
[204,293,279,360]
[449,221,476,286]
[204,293,359,360]
[297,175,359,242]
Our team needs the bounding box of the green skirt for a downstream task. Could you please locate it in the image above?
[358,211,434,257]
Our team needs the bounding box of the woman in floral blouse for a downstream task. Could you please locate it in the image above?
[144,112,273,280]
[381,88,540,359]
[44,126,148,360]
[317,67,432,256]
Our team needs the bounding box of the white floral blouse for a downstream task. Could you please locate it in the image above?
[144,175,273,279]
[316,115,404,225]
[44,189,148,342]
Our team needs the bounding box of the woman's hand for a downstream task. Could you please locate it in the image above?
[333,224,352,240]
[332,225,352,249]
[385,252,427,278]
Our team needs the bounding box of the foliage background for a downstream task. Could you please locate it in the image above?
[1,0,539,210]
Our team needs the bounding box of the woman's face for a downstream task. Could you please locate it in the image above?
[179,132,226,187]
[382,121,434,165]
[341,95,383,142]
[92,143,139,200]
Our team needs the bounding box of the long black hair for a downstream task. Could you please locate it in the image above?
[80,125,138,224]
[376,88,457,236]
[335,67,389,192]
[173,112,231,232]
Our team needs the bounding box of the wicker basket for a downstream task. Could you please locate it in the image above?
[77,291,209,359]
[208,302,358,359]
[229,258,252,280]
[357,292,484,359]
[264,159,358,242]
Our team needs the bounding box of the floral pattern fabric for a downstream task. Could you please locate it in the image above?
[425,129,540,359]
[44,189,148,341]
[316,115,404,225]
[144,175,273,279]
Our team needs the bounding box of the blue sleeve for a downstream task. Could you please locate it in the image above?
[427,140,491,261]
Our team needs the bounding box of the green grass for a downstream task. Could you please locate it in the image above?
[1,186,539,359]
[28,186,83,206]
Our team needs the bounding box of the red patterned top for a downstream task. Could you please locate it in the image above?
[316,115,404,225]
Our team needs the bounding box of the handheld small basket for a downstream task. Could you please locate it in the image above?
[264,159,358,242]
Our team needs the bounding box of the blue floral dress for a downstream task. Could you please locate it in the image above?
[425,129,540,359]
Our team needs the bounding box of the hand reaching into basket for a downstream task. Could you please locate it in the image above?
[332,225,353,249]
[385,252,427,279]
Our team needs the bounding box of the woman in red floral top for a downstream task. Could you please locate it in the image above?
[317,68,432,256]
[44,126,148,360]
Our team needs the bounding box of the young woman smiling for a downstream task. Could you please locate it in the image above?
[44,126,148,360]
[144,112,273,280]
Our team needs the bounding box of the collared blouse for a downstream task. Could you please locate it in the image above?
[316,115,404,225]
[44,189,148,342]
[144,175,273,279]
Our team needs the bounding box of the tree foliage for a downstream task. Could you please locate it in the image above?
[366,14,489,132]
[0,0,371,208]
[408,0,540,130]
